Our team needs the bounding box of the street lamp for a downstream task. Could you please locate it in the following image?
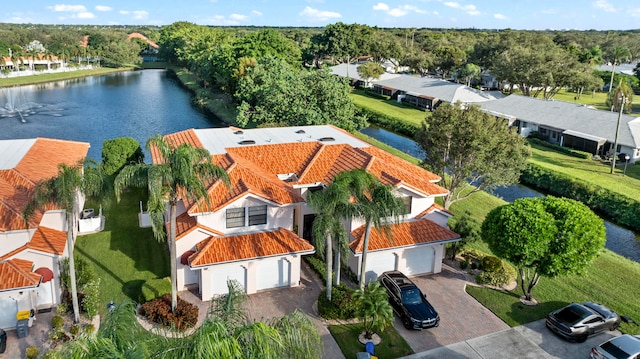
[610,94,626,174]
[624,154,630,176]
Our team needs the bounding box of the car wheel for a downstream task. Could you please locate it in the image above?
[403,317,413,330]
[576,334,589,343]
[610,323,619,331]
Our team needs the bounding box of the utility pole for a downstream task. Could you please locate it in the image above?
[610,94,626,174]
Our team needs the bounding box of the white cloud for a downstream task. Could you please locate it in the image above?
[230,13,247,21]
[593,0,616,12]
[540,9,558,14]
[631,7,640,17]
[49,4,87,12]
[443,2,480,16]
[373,3,389,11]
[119,10,129,15]
[299,6,341,21]
[77,12,95,19]
[252,10,263,16]
[95,5,112,12]
[132,10,148,19]
[494,13,507,20]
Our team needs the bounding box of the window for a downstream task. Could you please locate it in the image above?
[248,205,267,225]
[226,205,267,228]
[403,196,412,214]
[226,208,245,228]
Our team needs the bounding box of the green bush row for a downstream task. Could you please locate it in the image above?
[356,106,419,138]
[520,163,640,231]
[317,285,358,320]
[304,255,330,284]
[527,137,592,159]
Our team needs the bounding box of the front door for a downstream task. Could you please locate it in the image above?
[302,214,316,242]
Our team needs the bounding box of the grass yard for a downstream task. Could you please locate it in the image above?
[349,88,428,127]
[0,67,133,87]
[552,89,640,114]
[76,188,169,317]
[329,323,413,358]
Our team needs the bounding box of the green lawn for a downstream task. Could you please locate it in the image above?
[349,88,428,127]
[329,323,413,358]
[76,189,169,317]
[0,67,133,87]
[552,89,640,114]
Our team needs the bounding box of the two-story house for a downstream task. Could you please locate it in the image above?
[160,125,460,301]
[0,138,89,329]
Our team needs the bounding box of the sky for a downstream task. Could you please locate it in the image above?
[3,0,640,30]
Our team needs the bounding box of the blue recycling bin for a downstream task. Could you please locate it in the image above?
[365,341,374,356]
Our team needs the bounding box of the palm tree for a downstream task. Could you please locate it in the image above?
[23,160,106,323]
[306,180,351,301]
[334,169,406,290]
[114,135,229,313]
[607,46,631,93]
[353,281,394,340]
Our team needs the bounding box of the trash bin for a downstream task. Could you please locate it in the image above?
[356,352,371,359]
[16,319,29,338]
[0,328,7,353]
[365,341,375,355]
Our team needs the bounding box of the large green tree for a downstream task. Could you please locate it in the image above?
[357,61,385,86]
[481,197,606,302]
[416,103,530,209]
[24,161,107,323]
[114,136,230,313]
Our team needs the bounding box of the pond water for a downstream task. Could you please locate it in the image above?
[361,126,640,262]
[0,69,223,160]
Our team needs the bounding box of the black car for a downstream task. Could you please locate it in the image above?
[378,271,439,330]
[546,302,620,343]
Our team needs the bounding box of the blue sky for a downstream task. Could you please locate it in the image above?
[3,0,640,30]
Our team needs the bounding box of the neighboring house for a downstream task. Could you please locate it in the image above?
[330,63,503,110]
[0,138,89,329]
[0,54,65,72]
[479,94,640,163]
[159,125,460,301]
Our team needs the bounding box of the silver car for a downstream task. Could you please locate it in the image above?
[545,302,620,342]
[590,334,640,359]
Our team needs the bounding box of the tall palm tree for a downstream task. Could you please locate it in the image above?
[607,46,631,93]
[24,160,106,323]
[307,180,351,301]
[334,169,406,290]
[114,135,229,313]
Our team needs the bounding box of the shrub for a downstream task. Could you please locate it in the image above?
[84,324,95,334]
[101,137,144,176]
[25,345,39,359]
[459,260,469,270]
[317,285,358,320]
[81,279,100,318]
[139,294,198,330]
[51,315,64,329]
[481,256,503,273]
[476,262,517,287]
[69,324,80,336]
[55,302,68,315]
[304,255,329,284]
[141,277,172,302]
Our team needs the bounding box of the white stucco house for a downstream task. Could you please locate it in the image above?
[0,138,89,329]
[158,125,460,301]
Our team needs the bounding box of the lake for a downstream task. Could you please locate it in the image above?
[0,69,223,160]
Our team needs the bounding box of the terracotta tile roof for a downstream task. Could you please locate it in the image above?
[417,203,455,218]
[0,138,89,231]
[0,258,41,291]
[150,129,204,164]
[167,211,223,240]
[27,226,67,255]
[349,219,460,253]
[189,228,315,266]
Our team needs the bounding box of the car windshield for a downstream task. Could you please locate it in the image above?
[401,289,422,305]
[555,306,589,324]
[600,341,632,359]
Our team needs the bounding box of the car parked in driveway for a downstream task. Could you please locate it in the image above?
[545,302,620,343]
[378,270,439,330]
[590,334,640,359]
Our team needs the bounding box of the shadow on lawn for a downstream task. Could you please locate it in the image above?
[508,299,570,326]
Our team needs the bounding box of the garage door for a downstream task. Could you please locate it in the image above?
[362,251,397,285]
[211,265,246,296]
[256,258,290,291]
[404,246,435,275]
[0,297,17,329]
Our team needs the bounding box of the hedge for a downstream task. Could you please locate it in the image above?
[520,163,640,231]
[527,137,592,160]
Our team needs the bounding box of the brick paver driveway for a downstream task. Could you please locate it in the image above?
[394,265,510,353]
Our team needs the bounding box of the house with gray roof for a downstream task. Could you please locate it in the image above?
[479,94,640,163]
[330,63,503,110]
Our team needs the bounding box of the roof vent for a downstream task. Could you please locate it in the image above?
[234,130,244,135]
[295,129,306,134]
[319,137,335,142]
[239,140,256,145]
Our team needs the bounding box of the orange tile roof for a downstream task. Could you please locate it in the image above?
[0,258,41,291]
[417,203,455,219]
[0,138,89,231]
[27,226,67,255]
[349,219,460,253]
[189,228,314,266]
[151,129,203,164]
[167,211,223,240]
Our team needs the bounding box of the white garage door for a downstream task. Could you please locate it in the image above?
[0,297,17,329]
[211,265,246,296]
[362,251,397,285]
[404,246,435,275]
[256,258,290,291]
[37,281,55,308]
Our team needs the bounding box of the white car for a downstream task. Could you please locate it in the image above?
[590,334,640,359]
